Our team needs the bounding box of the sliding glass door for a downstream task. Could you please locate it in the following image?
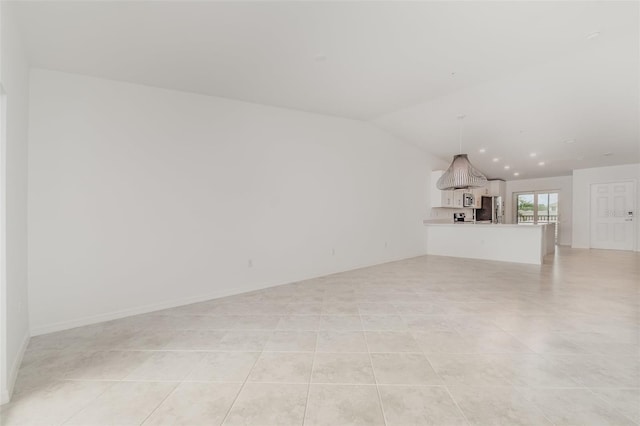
[536,192,558,224]
[516,193,536,224]
[516,191,559,242]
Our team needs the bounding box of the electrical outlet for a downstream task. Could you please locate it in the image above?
[384,241,388,248]
[331,248,335,256]
[248,259,253,268]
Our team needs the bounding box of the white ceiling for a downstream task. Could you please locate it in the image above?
[12,1,640,180]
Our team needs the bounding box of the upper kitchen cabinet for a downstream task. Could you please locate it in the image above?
[476,180,506,197]
[471,188,484,208]
[431,170,458,208]
[441,190,455,208]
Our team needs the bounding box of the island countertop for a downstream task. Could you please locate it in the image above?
[423,220,555,265]
[423,221,551,228]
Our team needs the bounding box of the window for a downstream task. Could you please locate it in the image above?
[515,191,559,243]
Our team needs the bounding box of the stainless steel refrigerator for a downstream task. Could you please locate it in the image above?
[475,196,503,223]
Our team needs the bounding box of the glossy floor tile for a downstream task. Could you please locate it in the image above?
[143,382,241,425]
[222,383,308,425]
[1,247,638,425]
[312,352,375,384]
[378,385,467,425]
[64,381,177,425]
[305,384,385,426]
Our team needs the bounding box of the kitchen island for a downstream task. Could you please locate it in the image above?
[423,221,555,265]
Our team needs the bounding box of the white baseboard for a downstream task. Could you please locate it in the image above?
[1,332,30,405]
[29,281,276,336]
[30,252,426,337]
[571,243,640,252]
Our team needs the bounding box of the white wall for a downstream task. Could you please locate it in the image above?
[572,163,640,250]
[28,69,435,334]
[505,176,573,246]
[0,3,31,404]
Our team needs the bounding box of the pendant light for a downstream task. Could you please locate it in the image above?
[436,115,488,190]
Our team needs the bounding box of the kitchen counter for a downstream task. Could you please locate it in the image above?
[423,221,541,228]
[423,221,555,265]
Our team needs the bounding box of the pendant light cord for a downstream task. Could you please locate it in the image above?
[458,115,465,154]
[436,114,488,190]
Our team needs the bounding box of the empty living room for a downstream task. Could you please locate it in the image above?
[0,1,639,425]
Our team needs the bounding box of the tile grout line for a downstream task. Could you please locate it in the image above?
[138,380,181,425]
[218,342,265,425]
[136,349,207,425]
[584,386,640,425]
[509,385,559,426]
[441,385,472,426]
[56,377,618,389]
[301,325,319,426]
[416,315,472,426]
[55,379,117,426]
[359,307,389,426]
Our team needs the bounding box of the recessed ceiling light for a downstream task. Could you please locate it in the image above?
[492,157,499,162]
[529,153,537,157]
[513,172,520,176]
[504,165,510,170]
[565,139,575,144]
[603,152,613,156]
[538,161,545,166]
[479,148,486,153]
[586,31,601,40]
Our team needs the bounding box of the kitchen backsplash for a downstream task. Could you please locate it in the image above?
[428,207,475,220]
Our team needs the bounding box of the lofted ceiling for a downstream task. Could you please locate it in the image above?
[12,1,640,180]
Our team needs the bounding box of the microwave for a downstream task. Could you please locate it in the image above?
[463,193,475,207]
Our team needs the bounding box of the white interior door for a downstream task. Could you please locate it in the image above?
[590,182,636,250]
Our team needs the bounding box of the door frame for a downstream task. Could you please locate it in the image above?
[0,84,7,404]
[589,180,637,251]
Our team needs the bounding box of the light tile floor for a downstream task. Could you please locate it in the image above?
[1,247,639,425]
